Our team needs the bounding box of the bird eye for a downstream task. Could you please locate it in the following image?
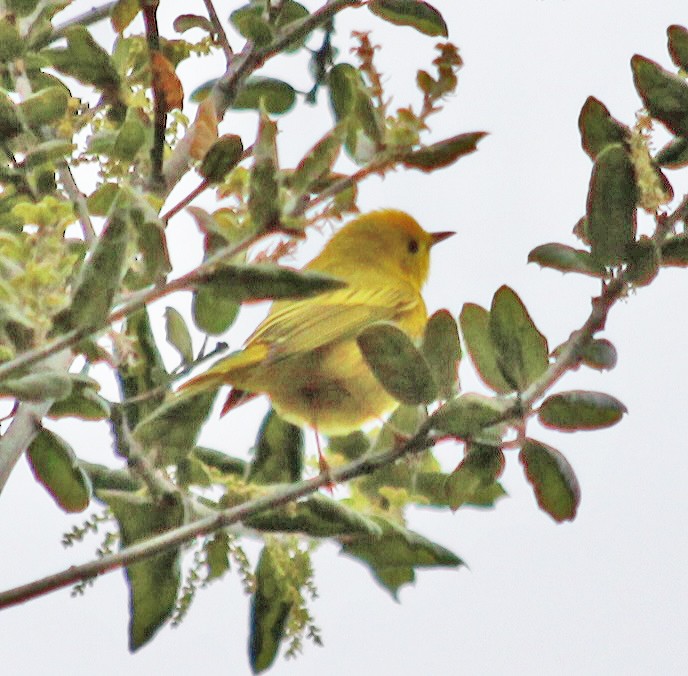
[407,239,419,254]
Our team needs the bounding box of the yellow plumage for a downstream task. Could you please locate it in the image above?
[180,209,453,435]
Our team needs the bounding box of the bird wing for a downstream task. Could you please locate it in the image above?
[247,282,421,358]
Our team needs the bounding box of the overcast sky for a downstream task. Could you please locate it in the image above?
[1,1,688,674]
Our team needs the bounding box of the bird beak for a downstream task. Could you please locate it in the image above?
[430,231,455,246]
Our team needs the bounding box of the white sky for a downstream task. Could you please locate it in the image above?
[1,1,688,674]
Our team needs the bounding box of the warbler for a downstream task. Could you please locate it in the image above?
[181,209,453,440]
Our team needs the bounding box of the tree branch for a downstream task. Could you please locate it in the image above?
[202,0,234,62]
[0,423,434,610]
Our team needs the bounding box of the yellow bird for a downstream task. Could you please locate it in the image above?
[181,209,453,440]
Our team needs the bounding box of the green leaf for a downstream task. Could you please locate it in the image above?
[402,132,487,172]
[134,391,217,465]
[19,86,69,127]
[193,446,247,476]
[198,264,346,304]
[80,462,142,492]
[528,242,607,277]
[191,275,240,335]
[97,490,184,650]
[24,140,75,168]
[538,390,627,431]
[586,143,638,265]
[429,393,507,439]
[205,531,230,581]
[661,234,688,267]
[444,443,505,511]
[86,183,120,216]
[176,454,212,487]
[328,63,358,120]
[27,428,92,513]
[111,0,140,33]
[232,77,296,115]
[6,0,40,17]
[580,338,617,371]
[0,371,72,401]
[164,307,194,365]
[489,286,549,391]
[0,19,23,61]
[357,322,437,405]
[0,91,22,140]
[326,430,371,460]
[626,236,659,286]
[173,14,215,34]
[668,25,688,72]
[247,409,303,484]
[577,96,630,159]
[341,517,463,598]
[631,54,688,137]
[54,208,129,331]
[246,493,383,537]
[48,380,111,420]
[198,134,244,183]
[459,303,512,393]
[249,545,293,673]
[249,112,280,231]
[116,308,168,427]
[655,136,688,168]
[111,116,147,161]
[288,130,343,195]
[368,0,448,37]
[519,439,580,522]
[421,309,461,399]
[42,25,121,95]
[230,4,274,46]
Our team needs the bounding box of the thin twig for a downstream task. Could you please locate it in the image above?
[57,162,96,243]
[32,1,118,50]
[0,419,434,610]
[202,0,234,61]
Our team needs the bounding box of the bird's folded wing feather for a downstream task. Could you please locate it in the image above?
[248,283,420,357]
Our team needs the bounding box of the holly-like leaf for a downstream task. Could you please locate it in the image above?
[0,372,72,402]
[134,391,217,465]
[357,322,438,405]
[489,286,549,391]
[19,86,69,128]
[247,409,303,484]
[197,264,346,304]
[655,136,688,168]
[27,428,92,513]
[586,143,638,265]
[430,393,507,440]
[631,54,688,137]
[249,112,280,230]
[580,339,617,371]
[341,517,463,598]
[249,545,293,673]
[368,0,448,37]
[528,242,607,277]
[459,303,512,393]
[668,25,688,70]
[54,209,129,332]
[661,234,688,267]
[538,390,627,431]
[97,490,184,651]
[164,307,194,365]
[444,443,505,510]
[421,309,461,399]
[626,236,659,287]
[578,96,630,159]
[246,493,383,537]
[519,439,580,522]
[402,132,486,172]
[233,77,296,115]
[42,25,121,96]
[198,134,244,183]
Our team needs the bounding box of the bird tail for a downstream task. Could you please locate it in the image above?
[177,344,267,396]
